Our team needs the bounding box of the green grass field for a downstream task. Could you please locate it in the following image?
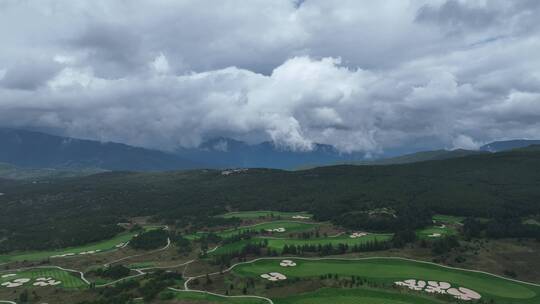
[273,287,445,304]
[0,226,159,263]
[218,211,312,220]
[187,221,319,240]
[211,234,392,256]
[168,290,268,303]
[432,214,465,224]
[416,225,457,239]
[523,218,540,226]
[0,268,87,289]
[233,258,540,304]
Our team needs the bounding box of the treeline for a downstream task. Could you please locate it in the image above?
[0,216,123,253]
[464,218,540,240]
[129,229,168,250]
[79,270,183,304]
[2,148,540,252]
[210,239,393,268]
[90,265,131,279]
[326,207,433,233]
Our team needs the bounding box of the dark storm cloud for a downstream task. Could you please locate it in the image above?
[416,0,500,33]
[0,59,62,90]
[0,0,539,153]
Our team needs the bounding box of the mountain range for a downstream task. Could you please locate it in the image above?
[1,128,540,174]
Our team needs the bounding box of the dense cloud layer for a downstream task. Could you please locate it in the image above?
[0,0,539,153]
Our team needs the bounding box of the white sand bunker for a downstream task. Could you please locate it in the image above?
[1,282,23,288]
[438,224,447,228]
[1,278,30,288]
[33,278,61,287]
[50,252,76,258]
[428,233,442,238]
[292,215,310,219]
[280,260,297,267]
[424,281,451,294]
[79,249,101,255]
[395,279,426,291]
[1,274,16,278]
[349,232,368,238]
[394,279,481,301]
[265,227,286,233]
[260,272,287,281]
[115,242,127,248]
[447,287,482,301]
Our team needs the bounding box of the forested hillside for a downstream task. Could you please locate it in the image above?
[1,147,540,252]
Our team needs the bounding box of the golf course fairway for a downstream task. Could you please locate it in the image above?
[171,291,268,304]
[273,288,445,304]
[187,221,320,240]
[0,226,159,263]
[218,211,312,220]
[0,268,87,289]
[210,233,392,256]
[232,258,540,303]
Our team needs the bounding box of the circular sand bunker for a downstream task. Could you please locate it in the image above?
[447,287,482,300]
[349,232,368,238]
[394,279,481,301]
[280,260,297,267]
[1,278,30,288]
[33,279,61,287]
[260,272,287,281]
[265,227,286,233]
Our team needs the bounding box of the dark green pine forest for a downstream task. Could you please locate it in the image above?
[1,146,540,253]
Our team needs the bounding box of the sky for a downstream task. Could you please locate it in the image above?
[0,0,539,154]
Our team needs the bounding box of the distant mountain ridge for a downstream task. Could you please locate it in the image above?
[1,128,539,172]
[0,128,201,171]
[349,149,488,166]
[175,137,367,169]
[480,140,540,152]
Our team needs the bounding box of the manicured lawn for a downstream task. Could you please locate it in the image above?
[0,268,87,289]
[261,234,392,250]
[169,290,268,303]
[218,211,312,220]
[274,287,445,304]
[523,218,540,226]
[0,226,158,263]
[219,221,319,238]
[416,225,456,239]
[233,258,540,304]
[432,214,465,224]
[210,234,392,256]
[187,221,319,240]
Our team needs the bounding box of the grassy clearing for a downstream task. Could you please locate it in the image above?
[262,234,392,250]
[169,290,268,303]
[220,221,318,238]
[432,214,465,224]
[0,226,158,263]
[218,211,312,220]
[0,268,87,289]
[416,225,456,239]
[233,258,540,303]
[523,218,540,226]
[273,287,444,304]
[187,221,319,240]
[211,234,392,256]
